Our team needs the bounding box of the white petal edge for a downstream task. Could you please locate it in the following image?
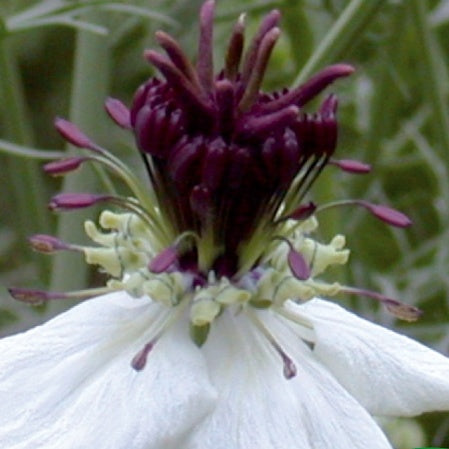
[184,309,392,449]
[0,291,216,449]
[296,298,449,417]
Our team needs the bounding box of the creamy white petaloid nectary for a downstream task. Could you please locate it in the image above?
[83,210,348,345]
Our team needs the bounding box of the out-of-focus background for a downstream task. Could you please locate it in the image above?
[0,0,448,446]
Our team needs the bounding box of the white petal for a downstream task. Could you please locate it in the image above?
[185,310,392,449]
[297,298,449,416]
[0,292,216,449]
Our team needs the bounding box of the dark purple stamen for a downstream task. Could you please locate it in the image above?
[148,246,178,274]
[240,9,281,84]
[28,234,76,254]
[224,13,245,80]
[8,287,63,305]
[284,201,317,221]
[318,200,412,229]
[54,118,100,152]
[288,248,310,281]
[144,50,214,117]
[155,31,201,88]
[48,193,110,211]
[287,241,311,281]
[197,0,215,93]
[274,237,310,280]
[131,341,155,371]
[330,158,372,174]
[105,98,132,129]
[236,105,299,138]
[341,287,422,321]
[238,26,280,111]
[257,64,354,115]
[281,352,298,380]
[362,202,412,228]
[44,156,87,176]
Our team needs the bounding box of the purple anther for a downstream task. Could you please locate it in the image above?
[287,247,311,280]
[201,138,227,190]
[279,128,300,184]
[190,184,212,218]
[48,193,109,211]
[162,109,186,150]
[130,82,151,127]
[286,201,317,221]
[319,94,338,116]
[169,140,204,189]
[261,137,279,175]
[215,80,235,135]
[237,105,299,138]
[197,0,215,93]
[258,64,354,115]
[105,98,131,129]
[281,352,297,379]
[155,31,200,87]
[224,13,246,80]
[54,118,99,152]
[8,287,62,305]
[43,157,86,176]
[331,158,372,174]
[149,105,170,157]
[134,105,155,154]
[383,298,423,322]
[28,234,72,254]
[317,113,337,156]
[361,201,412,228]
[241,9,281,83]
[238,27,281,111]
[341,286,422,322]
[145,50,213,115]
[131,342,155,371]
[148,246,178,274]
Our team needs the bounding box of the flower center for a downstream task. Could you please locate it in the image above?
[129,2,353,278]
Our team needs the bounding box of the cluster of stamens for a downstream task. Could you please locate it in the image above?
[9,1,422,378]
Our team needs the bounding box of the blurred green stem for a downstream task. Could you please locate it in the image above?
[0,36,50,242]
[410,0,449,173]
[50,12,110,292]
[293,0,385,85]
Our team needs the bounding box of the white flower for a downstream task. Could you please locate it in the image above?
[1,292,449,449]
[4,1,449,447]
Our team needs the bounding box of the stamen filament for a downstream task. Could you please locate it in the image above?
[247,309,297,379]
[131,297,191,371]
[88,153,163,225]
[107,196,172,247]
[316,199,412,228]
[341,286,422,322]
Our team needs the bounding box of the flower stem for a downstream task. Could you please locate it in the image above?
[50,11,111,292]
[293,0,385,86]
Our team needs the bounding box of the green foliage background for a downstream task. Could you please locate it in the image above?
[0,0,448,446]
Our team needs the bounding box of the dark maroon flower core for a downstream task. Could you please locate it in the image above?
[130,1,353,276]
